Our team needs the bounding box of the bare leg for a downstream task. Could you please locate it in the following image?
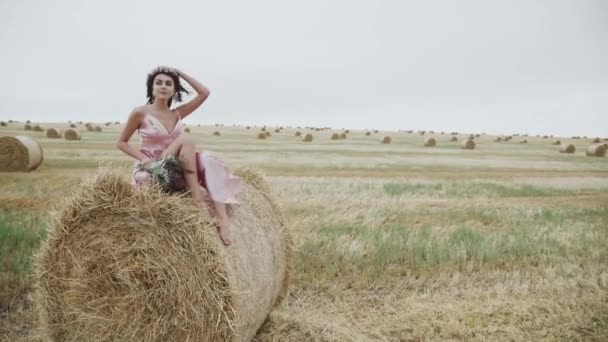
[161,135,232,246]
[213,201,232,245]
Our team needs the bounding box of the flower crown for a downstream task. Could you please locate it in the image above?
[149,66,178,77]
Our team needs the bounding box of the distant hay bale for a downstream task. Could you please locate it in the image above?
[494,137,503,142]
[46,128,62,138]
[64,129,82,141]
[246,126,251,130]
[213,131,221,136]
[559,144,576,154]
[591,138,601,143]
[365,131,371,136]
[586,144,607,157]
[294,131,301,137]
[94,126,103,132]
[33,168,292,342]
[520,140,528,144]
[0,135,44,172]
[1,121,7,127]
[87,126,94,132]
[303,133,313,142]
[373,130,379,134]
[450,137,458,142]
[85,122,92,128]
[258,132,267,139]
[461,139,475,150]
[261,127,266,132]
[330,133,340,140]
[24,124,33,131]
[552,140,561,145]
[105,122,111,126]
[265,131,271,137]
[340,133,347,139]
[114,121,120,125]
[344,130,350,134]
[69,123,77,128]
[184,127,191,133]
[33,125,44,132]
[381,136,391,144]
[274,129,280,133]
[475,134,480,138]
[424,137,436,147]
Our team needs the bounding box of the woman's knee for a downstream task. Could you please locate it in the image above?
[179,133,194,147]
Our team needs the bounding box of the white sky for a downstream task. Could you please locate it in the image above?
[1,0,607,137]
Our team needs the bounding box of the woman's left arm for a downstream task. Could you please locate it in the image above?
[174,69,211,119]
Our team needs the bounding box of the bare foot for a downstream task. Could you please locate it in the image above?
[217,217,232,246]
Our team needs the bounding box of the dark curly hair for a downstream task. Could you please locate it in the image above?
[146,67,190,107]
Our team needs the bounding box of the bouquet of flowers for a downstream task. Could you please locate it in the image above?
[142,156,187,194]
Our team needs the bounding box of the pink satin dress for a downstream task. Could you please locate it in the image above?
[131,111,241,204]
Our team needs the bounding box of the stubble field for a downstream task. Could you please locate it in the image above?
[1,121,607,341]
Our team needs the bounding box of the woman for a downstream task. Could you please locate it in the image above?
[116,66,240,246]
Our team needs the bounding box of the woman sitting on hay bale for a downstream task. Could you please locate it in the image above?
[116,66,240,245]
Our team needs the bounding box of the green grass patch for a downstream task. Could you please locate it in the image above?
[383,182,575,198]
[0,211,48,303]
[294,206,608,288]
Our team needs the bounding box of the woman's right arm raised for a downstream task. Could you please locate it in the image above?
[116,107,150,163]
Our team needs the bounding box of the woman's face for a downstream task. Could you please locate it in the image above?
[152,73,175,102]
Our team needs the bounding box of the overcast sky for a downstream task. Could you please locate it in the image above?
[1,0,607,137]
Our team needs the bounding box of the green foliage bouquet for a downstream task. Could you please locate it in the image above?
[143,156,187,194]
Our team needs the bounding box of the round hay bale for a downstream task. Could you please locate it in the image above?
[373,130,379,134]
[494,137,503,142]
[33,125,44,132]
[0,135,44,172]
[86,125,94,132]
[24,124,33,131]
[105,122,111,126]
[46,128,62,138]
[303,133,313,142]
[552,140,561,145]
[330,133,340,140]
[450,137,458,142]
[365,131,371,136]
[85,122,92,128]
[265,131,271,137]
[213,131,221,136]
[0,121,7,127]
[246,126,250,130]
[520,140,528,144]
[69,123,77,128]
[461,139,475,150]
[274,129,280,133]
[184,127,191,133]
[591,137,601,143]
[586,144,607,157]
[94,126,103,132]
[339,133,347,140]
[424,137,436,147]
[261,127,266,132]
[344,130,350,134]
[294,131,301,137]
[258,132,267,139]
[559,144,576,154]
[64,129,82,141]
[381,136,391,144]
[34,168,292,342]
